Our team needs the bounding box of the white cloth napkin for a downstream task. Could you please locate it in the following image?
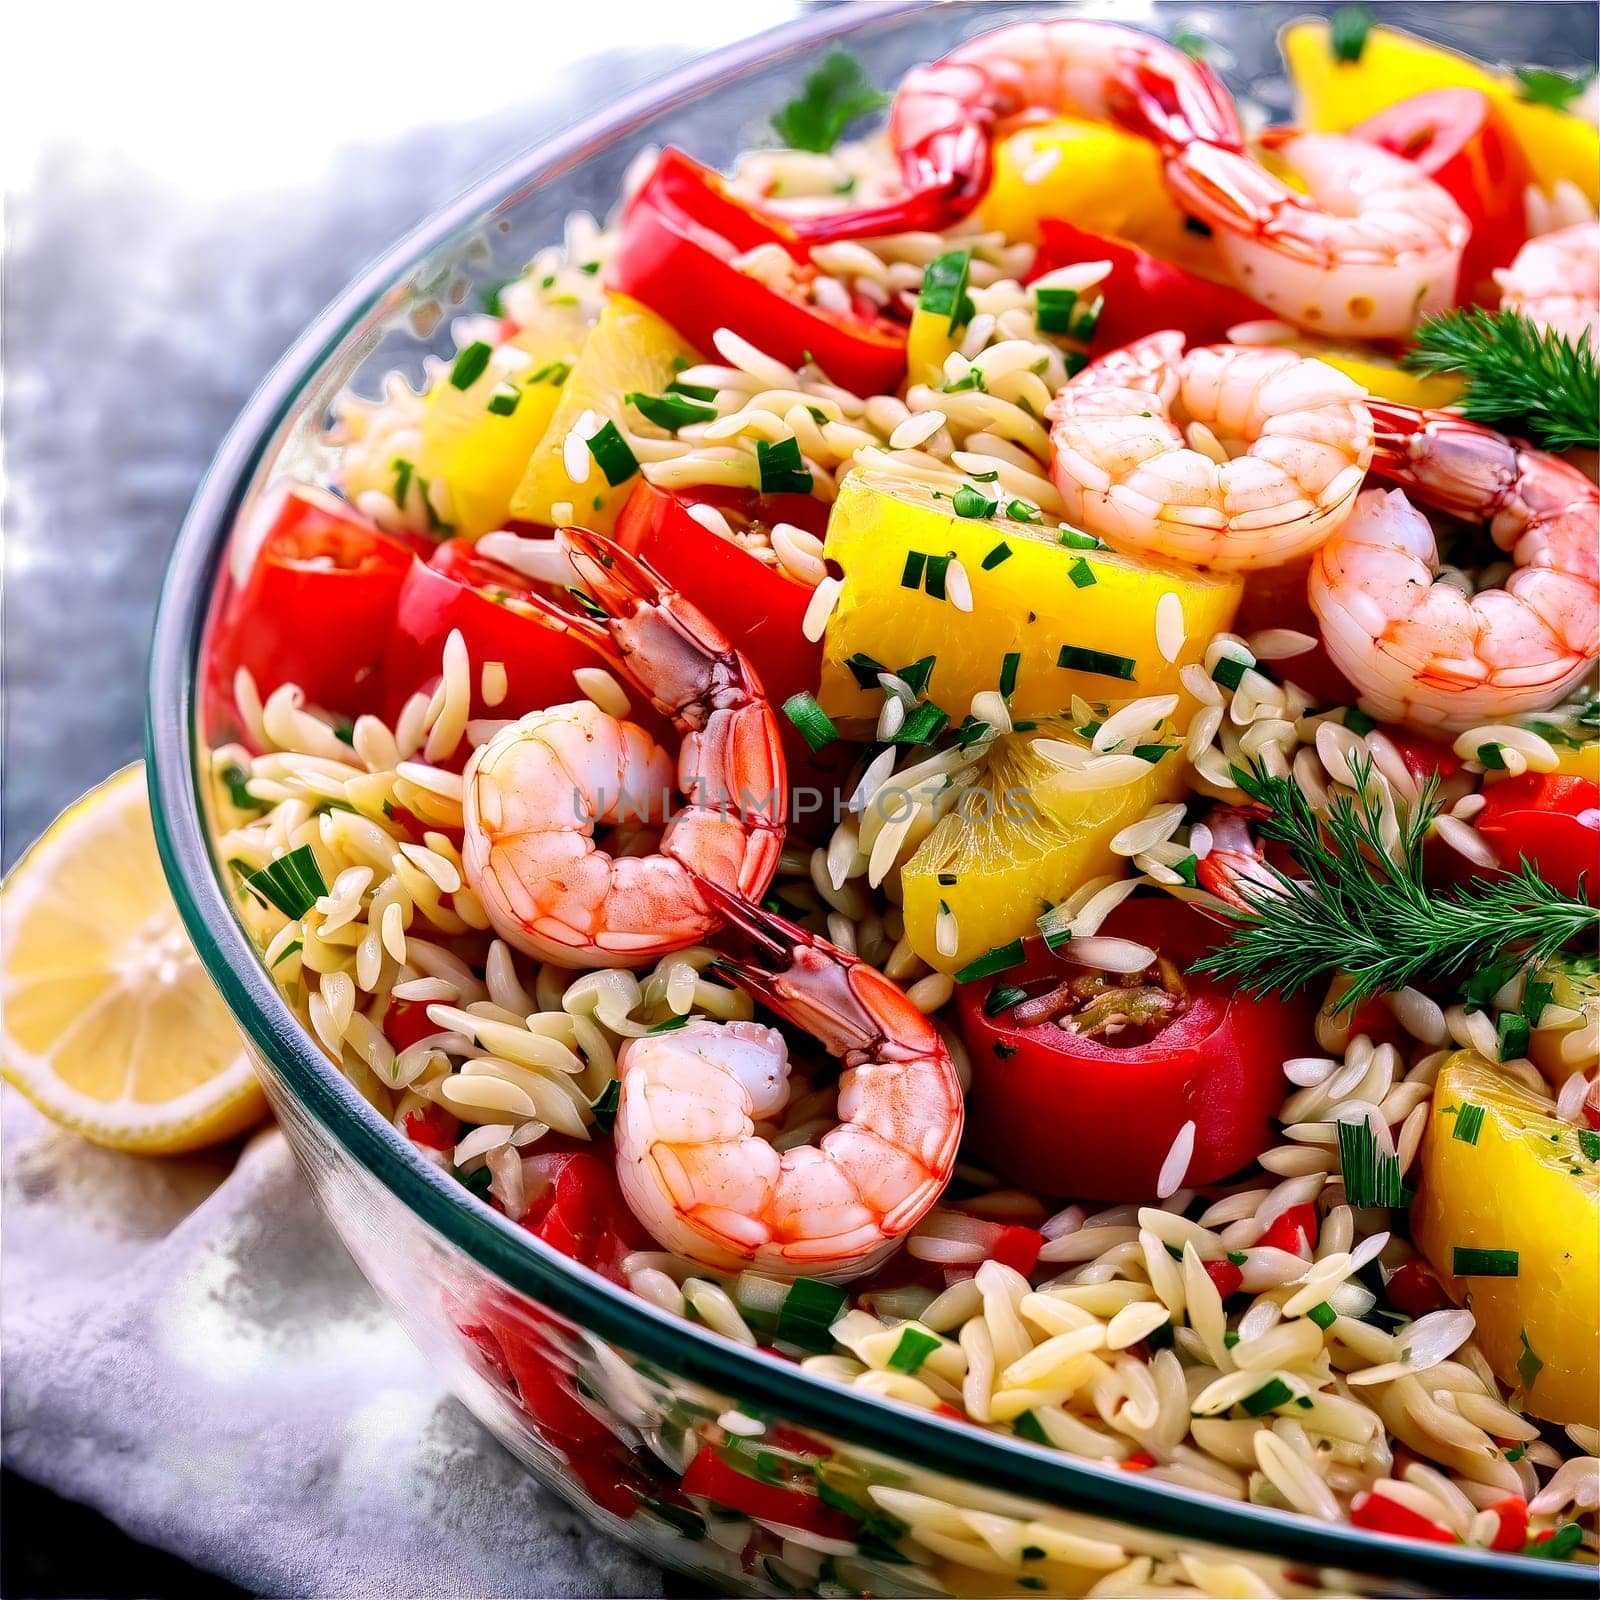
[1,1089,665,1598]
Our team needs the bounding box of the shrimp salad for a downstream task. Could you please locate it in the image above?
[208,13,1600,1585]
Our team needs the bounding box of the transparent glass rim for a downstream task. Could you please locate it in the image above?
[143,5,1586,1590]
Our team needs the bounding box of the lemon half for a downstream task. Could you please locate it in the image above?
[2,763,267,1153]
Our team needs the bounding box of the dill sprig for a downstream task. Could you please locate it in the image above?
[1402,306,1599,452]
[1192,756,1597,1013]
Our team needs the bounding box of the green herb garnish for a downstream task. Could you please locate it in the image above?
[1330,4,1373,63]
[1307,1301,1338,1330]
[1192,755,1599,1013]
[627,389,715,431]
[585,420,638,486]
[1404,307,1599,452]
[1513,64,1596,112]
[771,49,890,154]
[951,485,996,520]
[757,436,812,495]
[782,692,838,754]
[1516,1328,1544,1391]
[589,1079,621,1132]
[886,1326,941,1375]
[775,1278,847,1351]
[1057,644,1136,681]
[1240,1377,1295,1417]
[449,340,494,390]
[1337,1118,1411,1209]
[238,845,327,920]
[919,249,975,333]
[1452,1247,1518,1277]
[1451,1103,1486,1145]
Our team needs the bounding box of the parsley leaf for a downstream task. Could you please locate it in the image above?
[771,51,890,154]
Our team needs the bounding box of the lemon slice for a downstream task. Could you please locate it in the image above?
[2,763,267,1153]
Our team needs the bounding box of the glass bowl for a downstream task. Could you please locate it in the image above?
[147,4,1597,1594]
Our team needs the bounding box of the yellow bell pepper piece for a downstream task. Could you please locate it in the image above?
[1259,339,1465,410]
[906,307,964,391]
[509,294,698,533]
[979,118,1223,276]
[1526,949,1600,1088]
[816,471,1242,726]
[1282,20,1600,204]
[900,727,1184,974]
[1411,1053,1599,1427]
[418,304,590,539]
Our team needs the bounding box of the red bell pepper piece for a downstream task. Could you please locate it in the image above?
[518,1151,651,1286]
[609,149,907,394]
[1202,1258,1244,1300]
[211,483,417,722]
[991,1225,1044,1276]
[958,900,1315,1200]
[1031,219,1270,353]
[1350,1489,1458,1545]
[681,1443,856,1540]
[401,1104,455,1151]
[1259,1203,1319,1257]
[1121,1450,1158,1471]
[1349,88,1531,306]
[382,537,612,726]
[1474,773,1600,903]
[1484,1495,1530,1553]
[1384,1257,1453,1320]
[384,998,441,1055]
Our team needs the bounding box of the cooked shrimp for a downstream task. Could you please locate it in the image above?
[1309,403,1600,733]
[461,528,785,967]
[1153,129,1469,338]
[1495,221,1600,350]
[1195,807,1277,912]
[772,18,1242,242]
[613,883,962,1282]
[1046,330,1374,571]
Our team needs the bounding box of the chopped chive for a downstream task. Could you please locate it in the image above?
[1451,1103,1486,1145]
[486,383,522,417]
[1056,525,1100,550]
[968,468,1000,484]
[886,1326,941,1375]
[923,552,952,600]
[270,939,303,969]
[626,389,716,430]
[637,1495,706,1540]
[1240,1377,1294,1417]
[1330,3,1373,63]
[951,484,996,520]
[1012,1410,1050,1445]
[1342,706,1376,735]
[1006,499,1044,524]
[1497,1012,1530,1061]
[1211,654,1250,691]
[999,652,1020,698]
[918,249,974,333]
[843,652,887,689]
[1132,743,1176,763]
[953,715,991,748]
[1173,854,1199,887]
[1067,557,1096,589]
[1503,1442,1527,1463]
[1223,1330,1240,1348]
[590,1079,622,1132]
[391,457,415,506]
[586,420,639,486]
[1034,285,1081,336]
[529,359,572,386]
[1477,742,1508,771]
[756,436,812,495]
[1058,644,1136,682]
[943,366,987,394]
[1525,1523,1584,1561]
[667,378,717,402]
[218,761,257,812]
[891,702,950,746]
[239,845,328,920]
[1070,301,1102,342]
[782,692,838,754]
[900,551,927,590]
[1461,958,1519,1011]
[1522,979,1555,1026]
[1226,1251,1248,1265]
[1021,1545,1046,1562]
[455,1164,493,1198]
[648,1014,690,1034]
[984,984,1028,1018]
[1517,1328,1543,1390]
[1307,1301,1337,1330]
[958,940,1028,982]
[449,340,494,390]
[937,873,958,887]
[1337,1118,1411,1209]
[567,586,608,620]
[776,1278,847,1352]
[981,541,1013,570]
[897,655,936,696]
[1513,64,1596,112]
[1453,1246,1518,1277]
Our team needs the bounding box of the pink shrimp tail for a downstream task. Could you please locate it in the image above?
[1105,52,1242,156]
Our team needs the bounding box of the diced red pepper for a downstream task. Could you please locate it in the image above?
[1484,1495,1530,1554]
[610,149,907,394]
[1121,1450,1157,1471]
[1385,730,1464,787]
[384,998,441,1055]
[1202,1259,1244,1300]
[519,1151,651,1286]
[991,1225,1044,1276]
[1384,1257,1453,1320]
[1031,219,1270,353]
[681,1444,857,1540]
[1350,1489,1458,1545]
[1474,773,1600,904]
[1259,1203,1319,1256]
[402,1104,455,1151]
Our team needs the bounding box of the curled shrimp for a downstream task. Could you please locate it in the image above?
[1495,221,1599,350]
[1046,330,1374,571]
[461,528,784,967]
[1149,127,1469,339]
[1309,403,1600,733]
[613,882,962,1282]
[773,19,1241,242]
[1194,806,1278,913]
